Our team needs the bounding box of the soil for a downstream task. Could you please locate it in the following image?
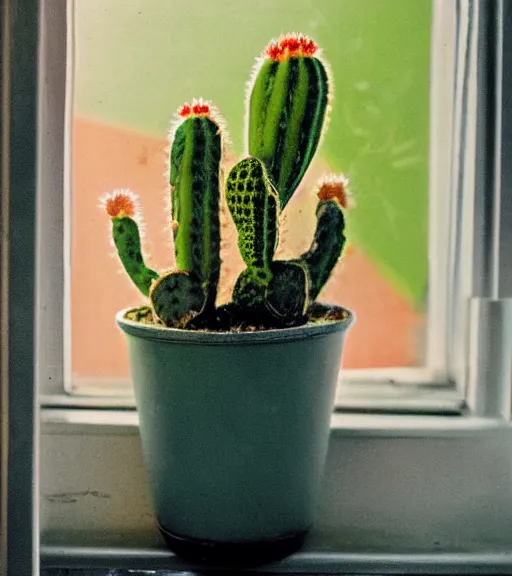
[125,302,350,332]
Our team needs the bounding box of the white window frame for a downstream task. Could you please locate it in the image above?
[4,0,512,574]
[39,0,470,415]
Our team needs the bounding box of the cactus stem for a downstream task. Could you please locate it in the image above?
[244,34,334,207]
[300,198,346,300]
[165,99,232,205]
[101,189,159,297]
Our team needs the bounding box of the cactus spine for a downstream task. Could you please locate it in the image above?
[248,34,330,209]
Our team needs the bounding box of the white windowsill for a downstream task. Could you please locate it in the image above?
[40,409,512,573]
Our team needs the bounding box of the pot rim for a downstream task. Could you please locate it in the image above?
[116,304,354,345]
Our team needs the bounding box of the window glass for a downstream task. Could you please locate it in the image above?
[70,0,431,382]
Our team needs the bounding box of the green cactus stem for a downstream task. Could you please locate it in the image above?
[231,267,270,308]
[149,270,205,327]
[170,100,222,309]
[103,190,159,296]
[226,156,278,269]
[226,156,279,308]
[300,198,346,301]
[248,34,330,209]
[265,260,309,321]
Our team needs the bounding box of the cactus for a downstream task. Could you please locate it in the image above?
[247,34,331,209]
[102,101,225,327]
[229,34,346,323]
[103,34,351,331]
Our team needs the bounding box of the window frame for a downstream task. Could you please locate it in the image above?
[39,0,472,413]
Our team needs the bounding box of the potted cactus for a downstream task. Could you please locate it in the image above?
[103,34,354,565]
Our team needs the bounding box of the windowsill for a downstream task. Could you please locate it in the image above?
[40,409,512,573]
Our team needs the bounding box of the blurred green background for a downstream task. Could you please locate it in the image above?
[75,0,431,307]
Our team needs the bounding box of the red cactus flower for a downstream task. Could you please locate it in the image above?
[265,34,318,61]
[178,104,192,117]
[192,102,210,115]
[178,100,211,119]
[102,189,138,218]
[316,175,353,209]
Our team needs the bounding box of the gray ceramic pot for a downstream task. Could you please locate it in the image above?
[116,306,353,564]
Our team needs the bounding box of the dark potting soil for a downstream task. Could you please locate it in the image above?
[125,302,349,333]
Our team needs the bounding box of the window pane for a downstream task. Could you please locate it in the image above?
[70,0,431,384]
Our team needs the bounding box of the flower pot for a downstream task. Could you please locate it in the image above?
[116,305,353,565]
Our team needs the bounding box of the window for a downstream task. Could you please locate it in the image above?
[39,0,465,408]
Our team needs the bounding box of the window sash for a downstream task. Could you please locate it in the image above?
[35,0,510,419]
